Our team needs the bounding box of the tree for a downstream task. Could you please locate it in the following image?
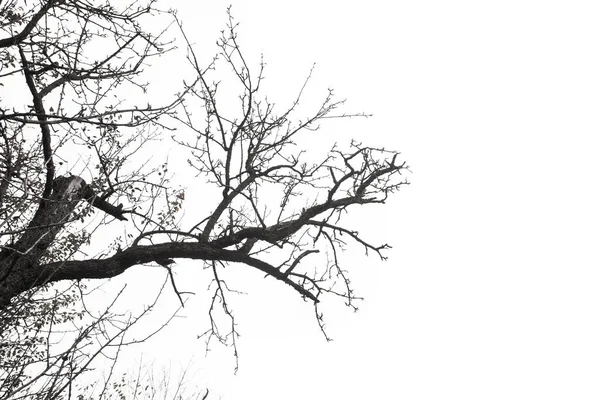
[0,0,409,397]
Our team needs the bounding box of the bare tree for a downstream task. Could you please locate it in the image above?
[0,0,409,397]
[0,0,186,305]
[0,1,190,397]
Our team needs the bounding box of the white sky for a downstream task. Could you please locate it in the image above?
[101,1,600,399]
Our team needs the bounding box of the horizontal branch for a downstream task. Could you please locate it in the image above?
[36,242,318,302]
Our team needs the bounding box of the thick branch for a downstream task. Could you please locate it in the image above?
[0,175,129,305]
[0,0,59,48]
[34,242,317,302]
[212,195,372,248]
[2,176,85,258]
[0,176,85,302]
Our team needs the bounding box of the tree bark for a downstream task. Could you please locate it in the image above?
[0,176,85,305]
[0,175,127,305]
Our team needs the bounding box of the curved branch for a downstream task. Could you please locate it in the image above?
[307,220,389,259]
[32,242,318,303]
[0,0,59,48]
[212,195,375,249]
[284,249,319,276]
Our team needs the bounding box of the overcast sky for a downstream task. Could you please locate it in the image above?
[104,1,600,399]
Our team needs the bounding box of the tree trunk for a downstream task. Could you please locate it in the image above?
[0,176,85,305]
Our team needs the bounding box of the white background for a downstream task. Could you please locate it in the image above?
[108,1,600,399]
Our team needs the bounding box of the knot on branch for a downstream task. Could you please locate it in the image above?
[52,176,86,201]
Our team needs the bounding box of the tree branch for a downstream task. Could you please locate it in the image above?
[19,47,54,201]
[0,0,59,48]
[35,242,318,302]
